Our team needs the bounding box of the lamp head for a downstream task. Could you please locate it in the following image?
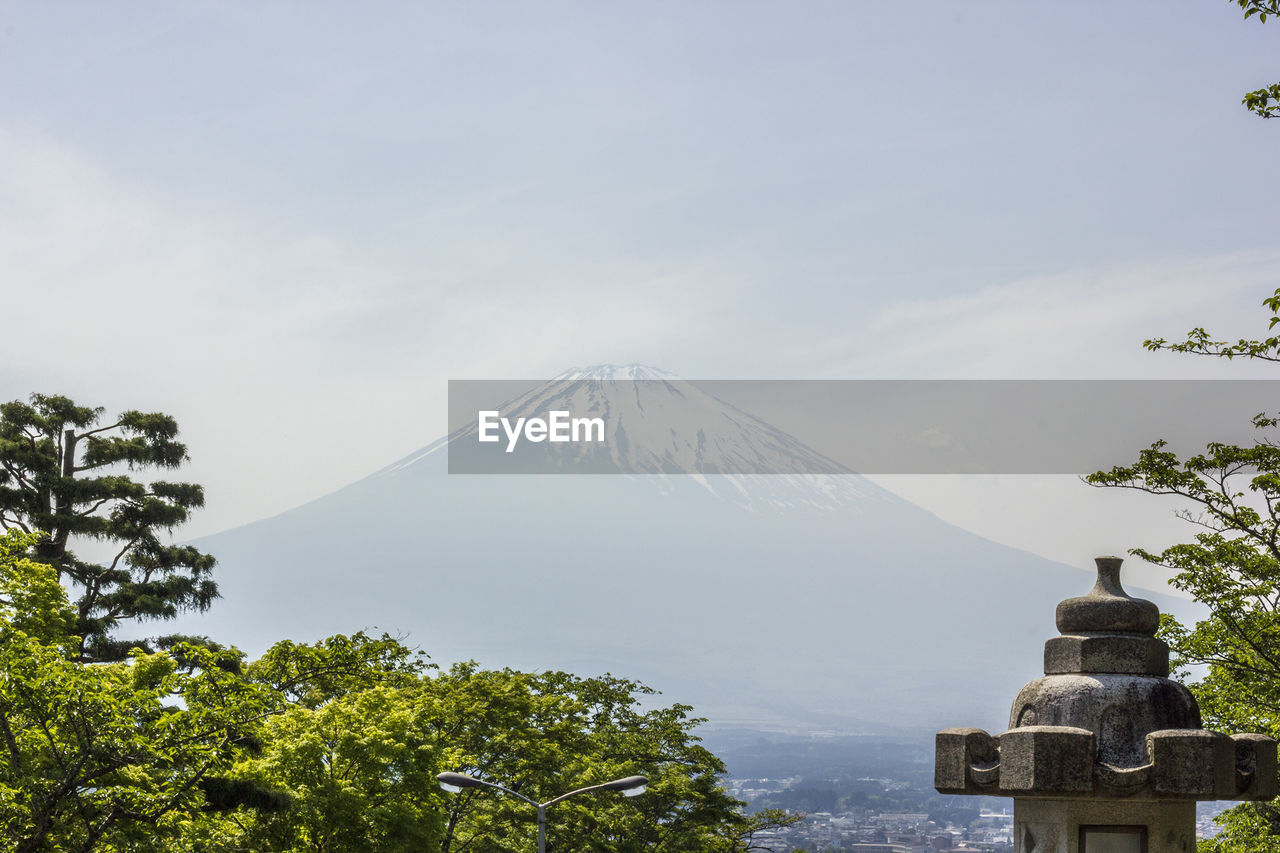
[437,771,483,794]
[602,775,649,796]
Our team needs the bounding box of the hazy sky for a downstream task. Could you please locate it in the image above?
[2,2,1278,588]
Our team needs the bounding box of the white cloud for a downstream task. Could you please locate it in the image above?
[0,128,716,535]
[855,260,1280,590]
[847,255,1280,379]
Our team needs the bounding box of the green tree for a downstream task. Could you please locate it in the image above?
[196,633,442,852]
[0,530,276,853]
[0,528,75,644]
[205,651,783,853]
[231,687,444,853]
[425,663,773,852]
[0,498,771,853]
[1086,290,1280,851]
[1233,0,1280,118]
[0,394,216,661]
[247,631,430,710]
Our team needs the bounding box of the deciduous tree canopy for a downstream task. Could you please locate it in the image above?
[1087,290,1280,852]
[1232,0,1280,117]
[0,532,785,851]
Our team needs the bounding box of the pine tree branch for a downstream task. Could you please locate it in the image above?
[76,421,124,439]
[0,459,37,491]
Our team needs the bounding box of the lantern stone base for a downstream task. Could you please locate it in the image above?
[1014,798,1194,853]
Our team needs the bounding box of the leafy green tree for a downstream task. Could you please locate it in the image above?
[0,498,772,853]
[1086,289,1280,851]
[231,686,444,853]
[0,528,75,644]
[184,633,442,852]
[425,663,773,852]
[247,631,430,709]
[0,500,779,853]
[206,652,783,853]
[1232,0,1280,118]
[0,394,216,661]
[0,530,276,853]
[1205,803,1280,853]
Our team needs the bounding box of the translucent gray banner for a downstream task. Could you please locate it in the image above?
[446,379,1280,474]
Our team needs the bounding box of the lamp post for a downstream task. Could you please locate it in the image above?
[437,771,648,853]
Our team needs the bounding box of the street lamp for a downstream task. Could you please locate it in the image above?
[436,771,648,853]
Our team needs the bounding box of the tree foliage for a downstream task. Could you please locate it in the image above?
[0,395,783,850]
[0,581,774,852]
[0,394,216,661]
[1143,289,1280,361]
[0,531,276,853]
[424,663,758,853]
[206,655,779,853]
[230,686,444,853]
[1087,289,1280,851]
[1231,0,1280,118]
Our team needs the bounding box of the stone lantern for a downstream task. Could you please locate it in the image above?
[935,557,1277,853]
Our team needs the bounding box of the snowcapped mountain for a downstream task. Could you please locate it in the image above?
[173,366,1198,733]
[553,364,677,380]
[389,365,891,511]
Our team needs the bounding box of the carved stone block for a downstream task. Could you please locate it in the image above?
[1232,733,1278,800]
[998,726,1095,795]
[1146,729,1234,797]
[1043,634,1169,677]
[935,727,999,794]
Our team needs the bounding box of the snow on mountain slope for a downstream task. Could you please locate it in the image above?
[172,366,1201,732]
[379,365,897,511]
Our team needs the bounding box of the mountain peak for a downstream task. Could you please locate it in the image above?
[551,364,680,381]
[398,368,902,513]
